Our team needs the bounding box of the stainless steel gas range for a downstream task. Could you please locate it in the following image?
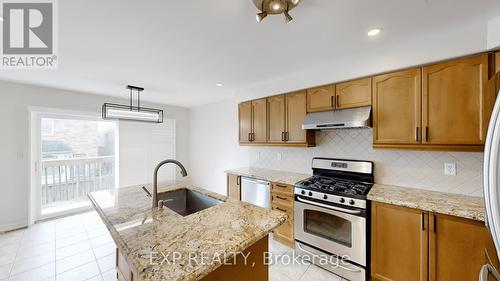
[294,158,374,281]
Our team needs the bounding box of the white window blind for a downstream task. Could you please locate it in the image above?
[119,119,176,187]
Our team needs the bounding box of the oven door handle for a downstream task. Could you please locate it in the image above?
[296,197,362,215]
[296,243,363,273]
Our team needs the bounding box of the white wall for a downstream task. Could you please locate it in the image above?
[189,98,250,195]
[235,19,491,101]
[0,80,189,231]
[488,16,500,50]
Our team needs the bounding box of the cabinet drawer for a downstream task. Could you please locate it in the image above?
[272,193,293,207]
[271,182,294,195]
[272,202,293,218]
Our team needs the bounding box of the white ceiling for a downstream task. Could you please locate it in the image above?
[1,0,500,108]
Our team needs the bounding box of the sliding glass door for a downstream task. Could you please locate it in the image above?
[34,113,118,220]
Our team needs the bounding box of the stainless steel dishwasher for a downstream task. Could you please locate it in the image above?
[241,177,271,209]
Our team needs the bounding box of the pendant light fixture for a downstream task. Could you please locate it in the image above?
[253,0,300,23]
[102,85,163,123]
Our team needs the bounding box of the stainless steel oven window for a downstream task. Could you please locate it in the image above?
[303,209,352,247]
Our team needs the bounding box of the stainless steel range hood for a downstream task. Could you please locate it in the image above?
[302,106,371,130]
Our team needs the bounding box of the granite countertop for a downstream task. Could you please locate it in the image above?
[368,184,486,222]
[225,167,310,185]
[88,182,287,281]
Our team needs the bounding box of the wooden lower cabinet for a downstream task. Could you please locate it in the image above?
[227,173,241,200]
[371,202,428,281]
[372,202,500,281]
[271,182,295,248]
[429,213,499,281]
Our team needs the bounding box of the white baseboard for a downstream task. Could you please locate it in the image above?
[0,221,28,233]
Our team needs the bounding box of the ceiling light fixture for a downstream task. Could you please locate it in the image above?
[216,83,223,87]
[253,0,300,23]
[102,85,163,123]
[367,28,382,37]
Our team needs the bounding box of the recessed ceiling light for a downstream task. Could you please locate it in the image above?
[368,28,382,37]
[216,83,223,87]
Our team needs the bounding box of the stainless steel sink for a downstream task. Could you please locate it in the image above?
[157,188,222,216]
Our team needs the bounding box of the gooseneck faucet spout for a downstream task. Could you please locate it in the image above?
[152,159,188,208]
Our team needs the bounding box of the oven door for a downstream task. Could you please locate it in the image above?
[295,198,366,266]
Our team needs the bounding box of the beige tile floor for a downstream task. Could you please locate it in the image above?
[0,211,346,281]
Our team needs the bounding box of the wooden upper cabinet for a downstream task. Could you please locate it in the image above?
[335,77,372,109]
[238,101,252,143]
[373,68,422,145]
[306,85,335,112]
[252,98,267,143]
[422,54,489,145]
[286,91,308,143]
[371,202,428,281]
[429,213,499,281]
[267,95,286,143]
[496,52,500,74]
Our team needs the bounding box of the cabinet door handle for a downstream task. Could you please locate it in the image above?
[248,133,252,142]
[336,95,340,108]
[425,127,429,142]
[276,207,287,212]
[275,184,288,188]
[276,195,288,201]
[236,176,241,186]
[415,127,419,142]
[285,132,289,141]
[331,96,334,108]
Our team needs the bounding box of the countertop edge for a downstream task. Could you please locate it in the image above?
[225,167,310,186]
[367,184,485,222]
[88,185,288,281]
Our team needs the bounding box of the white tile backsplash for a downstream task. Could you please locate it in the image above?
[249,129,484,197]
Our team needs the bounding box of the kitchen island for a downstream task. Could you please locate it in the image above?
[88,182,287,281]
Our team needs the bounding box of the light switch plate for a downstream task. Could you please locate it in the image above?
[444,163,457,176]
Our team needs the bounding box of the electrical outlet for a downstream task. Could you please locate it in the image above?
[444,163,457,176]
[277,152,283,161]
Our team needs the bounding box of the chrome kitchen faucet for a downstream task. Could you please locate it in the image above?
[151,159,188,208]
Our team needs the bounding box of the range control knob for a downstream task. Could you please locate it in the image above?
[339,198,345,203]
[323,195,328,200]
[308,191,313,196]
[349,199,355,205]
[301,190,306,195]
